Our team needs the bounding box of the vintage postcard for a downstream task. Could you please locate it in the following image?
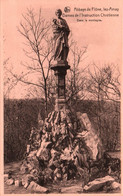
[0,0,122,195]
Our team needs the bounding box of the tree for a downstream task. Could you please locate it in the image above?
[4,58,19,99]
[87,63,120,104]
[86,63,121,150]
[66,42,88,108]
[8,8,54,116]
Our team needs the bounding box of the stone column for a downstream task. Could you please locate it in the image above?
[51,61,70,111]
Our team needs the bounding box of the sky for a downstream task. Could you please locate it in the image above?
[1,0,122,99]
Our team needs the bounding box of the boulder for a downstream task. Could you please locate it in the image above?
[24,182,30,189]
[61,185,83,193]
[22,174,33,186]
[110,181,121,190]
[20,163,29,174]
[6,178,14,185]
[62,173,68,181]
[77,112,103,160]
[4,174,9,182]
[15,179,22,187]
[83,175,115,192]
[27,181,48,193]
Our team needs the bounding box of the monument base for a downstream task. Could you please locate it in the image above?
[55,98,67,111]
[20,110,104,186]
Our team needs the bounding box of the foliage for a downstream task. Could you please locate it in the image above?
[4,98,45,163]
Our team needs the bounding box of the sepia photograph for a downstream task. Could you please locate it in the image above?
[1,0,122,194]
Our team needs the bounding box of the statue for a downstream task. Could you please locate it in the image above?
[52,9,70,63]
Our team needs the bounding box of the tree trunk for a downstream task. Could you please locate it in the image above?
[44,80,48,117]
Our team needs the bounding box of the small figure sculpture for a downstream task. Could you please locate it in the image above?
[52,9,70,63]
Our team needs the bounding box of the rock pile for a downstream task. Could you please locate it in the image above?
[20,109,103,186]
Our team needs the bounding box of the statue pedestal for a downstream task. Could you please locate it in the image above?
[51,61,70,111]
